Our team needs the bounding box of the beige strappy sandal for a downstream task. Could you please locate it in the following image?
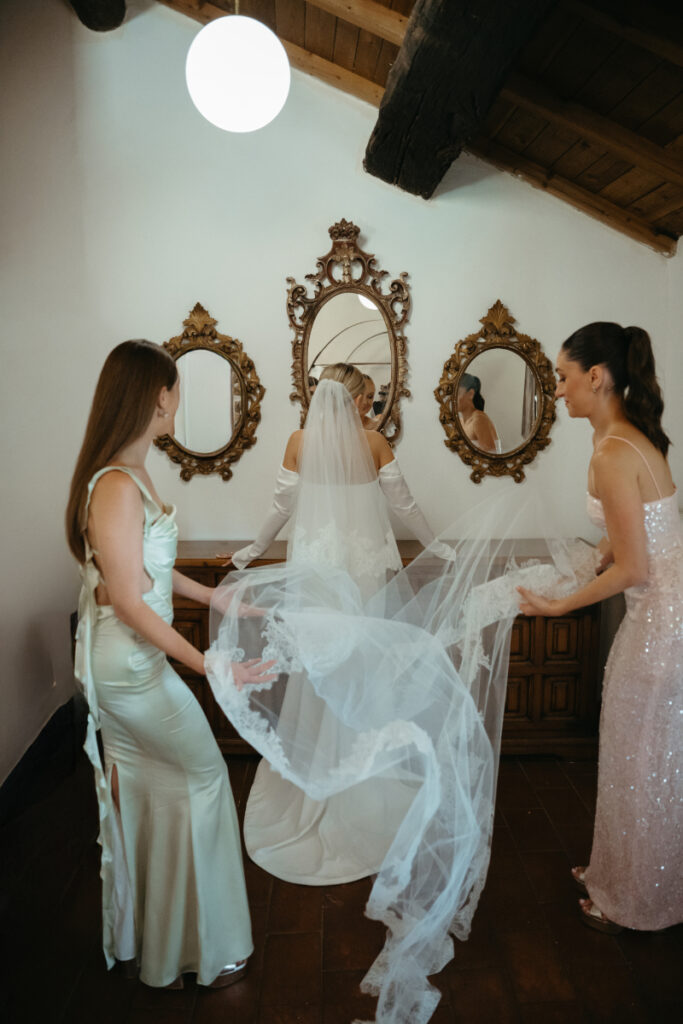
[571,865,588,895]
[578,898,623,934]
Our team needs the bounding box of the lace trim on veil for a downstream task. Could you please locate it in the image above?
[292,523,402,580]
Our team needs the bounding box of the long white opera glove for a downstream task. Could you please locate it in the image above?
[231,466,300,569]
[378,459,455,560]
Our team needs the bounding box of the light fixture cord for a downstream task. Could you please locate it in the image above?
[234,0,240,13]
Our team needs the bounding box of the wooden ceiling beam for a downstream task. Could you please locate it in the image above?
[469,137,676,255]
[157,1,231,26]
[157,1,385,105]
[649,194,683,222]
[364,0,555,198]
[564,1,683,68]
[282,39,384,104]
[159,0,408,46]
[501,72,683,189]
[304,1,408,48]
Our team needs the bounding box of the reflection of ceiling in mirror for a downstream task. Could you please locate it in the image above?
[174,350,233,453]
[308,292,391,376]
[459,349,538,455]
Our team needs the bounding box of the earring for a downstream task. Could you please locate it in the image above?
[160,410,169,418]
[591,385,598,393]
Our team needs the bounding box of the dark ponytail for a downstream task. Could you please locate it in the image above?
[562,322,670,455]
[460,372,485,411]
[623,327,670,456]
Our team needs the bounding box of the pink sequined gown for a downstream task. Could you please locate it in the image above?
[584,450,683,930]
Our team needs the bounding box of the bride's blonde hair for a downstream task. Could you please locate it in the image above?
[319,362,365,399]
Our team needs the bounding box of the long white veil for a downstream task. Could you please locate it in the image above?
[205,382,599,1024]
[288,379,402,591]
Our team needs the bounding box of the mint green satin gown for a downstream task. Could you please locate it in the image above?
[74,467,252,987]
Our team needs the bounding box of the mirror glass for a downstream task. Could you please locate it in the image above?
[454,348,539,455]
[308,291,393,419]
[174,350,238,453]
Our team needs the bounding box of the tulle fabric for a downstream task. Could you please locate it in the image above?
[288,378,403,597]
[205,383,600,1024]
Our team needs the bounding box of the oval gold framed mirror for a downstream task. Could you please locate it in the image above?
[154,303,265,481]
[288,219,410,443]
[434,301,556,483]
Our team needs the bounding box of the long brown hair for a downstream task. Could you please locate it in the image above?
[562,322,671,455]
[66,340,178,562]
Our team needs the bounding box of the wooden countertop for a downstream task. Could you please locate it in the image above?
[175,537,578,567]
[176,539,424,566]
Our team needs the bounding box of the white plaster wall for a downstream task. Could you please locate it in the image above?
[1,0,681,781]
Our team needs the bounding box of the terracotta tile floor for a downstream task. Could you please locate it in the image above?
[2,754,682,1023]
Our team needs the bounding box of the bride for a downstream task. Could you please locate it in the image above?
[206,362,593,1024]
[220,363,451,885]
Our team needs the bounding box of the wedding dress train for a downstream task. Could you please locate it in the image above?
[206,381,596,1024]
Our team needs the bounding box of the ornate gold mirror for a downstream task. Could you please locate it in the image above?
[435,301,556,483]
[288,219,410,443]
[155,303,264,481]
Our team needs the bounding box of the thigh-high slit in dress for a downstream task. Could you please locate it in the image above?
[75,467,252,986]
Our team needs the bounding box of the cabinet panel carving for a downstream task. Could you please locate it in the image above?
[542,675,579,720]
[509,619,531,662]
[505,676,532,720]
[546,618,579,660]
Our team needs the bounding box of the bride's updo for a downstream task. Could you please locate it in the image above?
[319,362,366,400]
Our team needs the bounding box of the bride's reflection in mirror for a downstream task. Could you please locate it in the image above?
[359,374,383,431]
[307,291,393,433]
[289,220,410,443]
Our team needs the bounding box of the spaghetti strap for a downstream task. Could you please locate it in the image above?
[598,435,663,499]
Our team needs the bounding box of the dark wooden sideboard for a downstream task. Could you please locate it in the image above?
[174,541,601,759]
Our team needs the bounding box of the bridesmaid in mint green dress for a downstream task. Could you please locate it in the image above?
[66,340,275,988]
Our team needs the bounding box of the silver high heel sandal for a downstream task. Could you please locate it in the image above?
[207,959,249,989]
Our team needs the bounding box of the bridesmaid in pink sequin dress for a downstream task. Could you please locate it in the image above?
[518,322,682,933]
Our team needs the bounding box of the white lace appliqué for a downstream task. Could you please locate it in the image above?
[293,523,401,580]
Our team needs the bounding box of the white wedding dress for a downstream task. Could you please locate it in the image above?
[205,380,598,1024]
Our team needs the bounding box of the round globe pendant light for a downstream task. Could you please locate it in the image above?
[185,15,290,133]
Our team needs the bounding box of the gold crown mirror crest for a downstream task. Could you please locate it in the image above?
[288,219,410,444]
[435,301,556,483]
[154,303,265,481]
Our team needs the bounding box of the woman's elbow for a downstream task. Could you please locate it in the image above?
[619,561,649,588]
[111,598,144,627]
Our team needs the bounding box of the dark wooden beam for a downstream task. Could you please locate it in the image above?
[363,0,556,198]
[68,1,126,31]
[469,137,677,255]
[564,1,683,68]
[501,72,683,189]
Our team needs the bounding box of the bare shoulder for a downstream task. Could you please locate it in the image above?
[90,469,143,516]
[366,430,394,468]
[594,432,657,475]
[283,430,304,471]
[590,438,644,502]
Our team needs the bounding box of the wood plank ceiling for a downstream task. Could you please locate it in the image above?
[106,2,683,254]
